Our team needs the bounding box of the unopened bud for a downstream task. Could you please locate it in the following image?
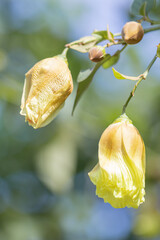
[88,114,145,208]
[121,21,144,45]
[89,46,105,62]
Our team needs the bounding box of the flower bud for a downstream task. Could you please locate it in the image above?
[88,46,106,62]
[88,114,145,208]
[121,21,144,44]
[20,55,73,129]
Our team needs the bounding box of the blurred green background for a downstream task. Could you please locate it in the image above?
[0,0,160,239]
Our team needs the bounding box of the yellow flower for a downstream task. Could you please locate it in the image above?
[20,55,73,129]
[88,114,145,208]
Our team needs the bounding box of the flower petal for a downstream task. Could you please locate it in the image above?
[20,56,73,128]
[89,114,145,208]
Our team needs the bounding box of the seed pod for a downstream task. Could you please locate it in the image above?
[88,114,145,208]
[20,55,73,129]
[88,46,106,62]
[121,21,144,44]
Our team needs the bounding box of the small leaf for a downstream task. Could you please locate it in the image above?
[92,30,114,41]
[112,68,140,81]
[65,35,102,53]
[102,54,119,69]
[131,0,156,16]
[112,68,126,79]
[72,71,94,114]
[77,69,93,83]
[107,24,114,42]
[157,44,160,58]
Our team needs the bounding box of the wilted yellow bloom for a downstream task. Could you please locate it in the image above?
[20,55,73,129]
[89,114,145,208]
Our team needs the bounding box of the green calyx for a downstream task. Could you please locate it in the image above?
[113,113,132,124]
[57,48,69,65]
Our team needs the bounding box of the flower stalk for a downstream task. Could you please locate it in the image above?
[114,24,160,39]
[122,54,157,114]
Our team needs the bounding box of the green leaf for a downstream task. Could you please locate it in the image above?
[112,67,140,81]
[92,30,114,41]
[72,70,95,114]
[102,54,119,69]
[139,1,147,16]
[72,54,111,114]
[157,44,160,58]
[131,0,156,16]
[65,35,102,53]
[77,69,93,83]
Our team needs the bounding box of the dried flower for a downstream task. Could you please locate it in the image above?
[89,114,145,208]
[20,55,73,129]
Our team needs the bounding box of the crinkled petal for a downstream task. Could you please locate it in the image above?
[20,56,73,128]
[89,159,145,208]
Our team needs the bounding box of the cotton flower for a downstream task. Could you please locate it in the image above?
[89,114,145,208]
[20,55,73,129]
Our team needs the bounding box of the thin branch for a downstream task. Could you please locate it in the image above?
[122,54,157,114]
[114,24,160,39]
[144,24,160,34]
[103,40,125,48]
